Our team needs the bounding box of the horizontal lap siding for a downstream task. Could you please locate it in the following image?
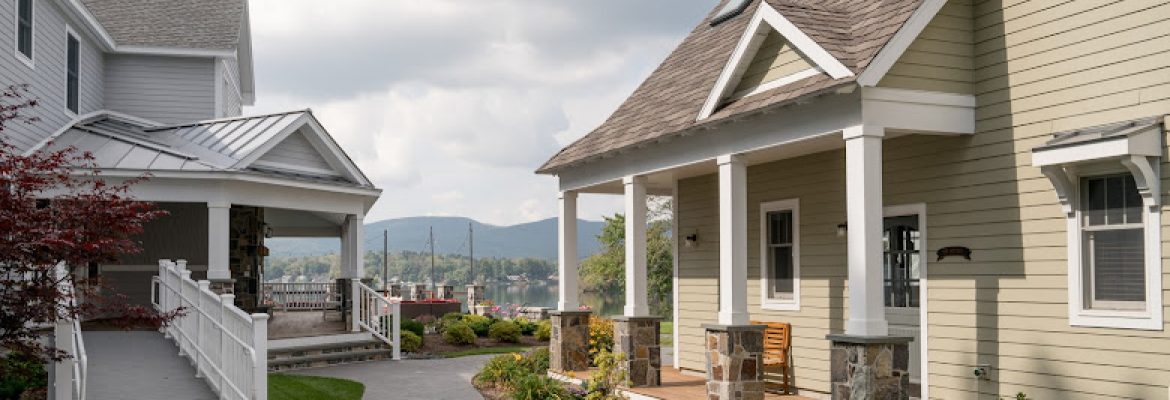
[105,54,215,124]
[732,31,816,98]
[879,0,975,94]
[0,0,104,152]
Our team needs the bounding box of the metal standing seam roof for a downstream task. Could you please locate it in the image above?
[33,110,370,188]
[536,0,925,174]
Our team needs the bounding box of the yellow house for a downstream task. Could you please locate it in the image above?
[538,0,1170,399]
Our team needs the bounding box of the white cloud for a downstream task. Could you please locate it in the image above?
[246,0,714,225]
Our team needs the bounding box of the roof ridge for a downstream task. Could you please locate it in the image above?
[143,109,309,132]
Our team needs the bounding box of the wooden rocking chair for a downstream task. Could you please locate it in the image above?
[752,321,792,394]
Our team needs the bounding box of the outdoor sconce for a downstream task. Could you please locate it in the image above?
[684,233,699,248]
[836,223,848,237]
[262,223,273,238]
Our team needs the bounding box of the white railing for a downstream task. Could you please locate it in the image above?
[152,260,268,400]
[261,282,338,311]
[352,280,401,360]
[52,262,87,400]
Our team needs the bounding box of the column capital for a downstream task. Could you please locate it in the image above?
[558,190,578,200]
[843,125,885,140]
[207,201,231,209]
[623,175,647,186]
[716,154,745,166]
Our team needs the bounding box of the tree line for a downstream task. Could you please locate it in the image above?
[263,250,557,286]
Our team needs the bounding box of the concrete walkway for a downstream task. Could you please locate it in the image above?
[289,355,495,400]
[84,331,216,400]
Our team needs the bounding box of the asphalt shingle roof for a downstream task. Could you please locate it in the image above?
[80,0,245,50]
[537,0,924,174]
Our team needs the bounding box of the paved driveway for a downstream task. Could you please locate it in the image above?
[289,355,495,400]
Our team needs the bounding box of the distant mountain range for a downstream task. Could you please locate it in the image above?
[265,216,606,261]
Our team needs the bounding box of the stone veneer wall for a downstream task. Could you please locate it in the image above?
[549,310,591,372]
[705,325,765,400]
[828,336,911,400]
[614,316,661,387]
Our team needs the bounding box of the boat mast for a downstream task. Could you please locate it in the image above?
[382,229,388,294]
[469,222,475,284]
[429,226,435,296]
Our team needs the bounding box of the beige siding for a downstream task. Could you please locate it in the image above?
[878,0,975,93]
[677,1,1170,398]
[731,30,817,98]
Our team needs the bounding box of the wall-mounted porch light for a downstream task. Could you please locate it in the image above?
[684,233,699,248]
[836,223,848,238]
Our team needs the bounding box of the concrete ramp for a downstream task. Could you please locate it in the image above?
[83,331,217,400]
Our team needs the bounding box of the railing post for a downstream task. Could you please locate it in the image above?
[195,281,210,379]
[179,268,192,358]
[250,313,269,400]
[392,302,401,360]
[350,279,361,332]
[53,308,73,400]
[219,293,234,395]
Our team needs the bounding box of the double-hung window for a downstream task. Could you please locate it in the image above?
[66,31,78,113]
[760,199,799,310]
[16,0,34,65]
[1080,174,1146,311]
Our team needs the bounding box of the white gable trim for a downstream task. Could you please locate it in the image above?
[698,2,853,120]
[856,0,948,87]
[730,67,822,101]
[232,112,372,187]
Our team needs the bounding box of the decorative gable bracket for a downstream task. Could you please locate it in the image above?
[698,1,854,120]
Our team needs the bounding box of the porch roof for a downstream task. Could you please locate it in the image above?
[536,0,926,174]
[28,110,375,190]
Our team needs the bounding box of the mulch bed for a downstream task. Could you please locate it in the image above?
[409,333,546,358]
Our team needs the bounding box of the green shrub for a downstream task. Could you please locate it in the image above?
[489,320,522,343]
[584,349,627,400]
[399,330,423,352]
[587,316,614,366]
[0,353,46,400]
[513,317,537,335]
[509,373,572,400]
[522,348,550,373]
[534,320,551,341]
[443,322,477,345]
[400,319,425,338]
[474,348,555,393]
[462,314,493,337]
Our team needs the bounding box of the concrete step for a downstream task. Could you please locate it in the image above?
[268,334,392,371]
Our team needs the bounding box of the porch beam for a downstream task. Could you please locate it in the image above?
[624,175,650,317]
[557,190,579,311]
[207,202,231,281]
[843,125,888,336]
[717,154,749,326]
[340,214,364,279]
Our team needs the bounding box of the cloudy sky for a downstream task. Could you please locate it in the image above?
[244,0,715,226]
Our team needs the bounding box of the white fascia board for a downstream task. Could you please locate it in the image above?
[558,92,861,192]
[237,4,256,105]
[698,2,853,120]
[92,169,381,198]
[857,0,948,86]
[57,0,116,50]
[1031,125,1162,167]
[861,87,975,134]
[231,112,371,187]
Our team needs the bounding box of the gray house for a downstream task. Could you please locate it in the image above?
[4,0,378,307]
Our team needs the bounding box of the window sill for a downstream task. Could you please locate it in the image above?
[15,52,34,69]
[1070,311,1163,331]
[761,300,799,312]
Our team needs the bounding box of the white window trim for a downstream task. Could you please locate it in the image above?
[14,0,34,69]
[63,24,78,117]
[759,198,799,311]
[1058,163,1164,330]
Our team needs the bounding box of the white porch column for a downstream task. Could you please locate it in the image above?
[717,154,749,325]
[341,214,364,279]
[624,175,650,317]
[207,202,231,281]
[557,190,580,310]
[843,125,888,336]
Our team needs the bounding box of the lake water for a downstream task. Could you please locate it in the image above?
[453,283,624,316]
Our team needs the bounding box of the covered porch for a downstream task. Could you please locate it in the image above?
[547,87,974,399]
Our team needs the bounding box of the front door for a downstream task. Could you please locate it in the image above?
[883,212,922,383]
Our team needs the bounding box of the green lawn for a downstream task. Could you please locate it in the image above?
[269,374,364,400]
[443,346,532,358]
[660,321,674,346]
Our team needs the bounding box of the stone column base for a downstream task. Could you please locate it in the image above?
[549,310,591,372]
[466,285,484,307]
[614,316,661,387]
[827,334,913,400]
[704,324,765,400]
[208,279,235,295]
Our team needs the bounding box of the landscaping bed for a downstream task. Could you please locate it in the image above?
[412,334,543,358]
[397,311,552,359]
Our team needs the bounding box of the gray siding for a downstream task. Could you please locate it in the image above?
[104,54,215,124]
[0,0,104,152]
[220,58,242,117]
[256,129,337,173]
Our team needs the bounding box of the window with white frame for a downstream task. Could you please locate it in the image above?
[15,0,33,64]
[65,30,78,113]
[760,199,799,310]
[1080,173,1146,311]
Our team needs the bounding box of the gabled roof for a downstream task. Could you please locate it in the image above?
[537,0,928,174]
[78,0,246,50]
[29,110,374,189]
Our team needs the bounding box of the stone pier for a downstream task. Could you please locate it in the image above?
[704,324,765,400]
[827,334,913,400]
[614,316,661,387]
[549,310,591,372]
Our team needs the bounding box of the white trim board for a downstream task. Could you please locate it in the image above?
[884,203,929,399]
[698,1,853,120]
[856,0,948,86]
[759,198,800,311]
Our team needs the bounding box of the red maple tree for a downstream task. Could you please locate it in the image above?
[0,84,179,365]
